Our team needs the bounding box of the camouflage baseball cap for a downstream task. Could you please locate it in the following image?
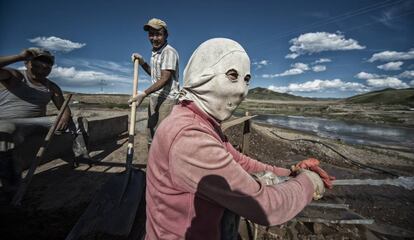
[28,47,55,64]
[143,18,168,31]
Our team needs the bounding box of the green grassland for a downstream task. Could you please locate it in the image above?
[345,88,414,106]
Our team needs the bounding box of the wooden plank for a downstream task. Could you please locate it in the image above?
[308,202,350,209]
[221,115,257,131]
[295,203,374,225]
[241,113,251,154]
[293,217,374,225]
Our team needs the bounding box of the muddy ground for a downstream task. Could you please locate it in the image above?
[0,105,413,240]
[226,123,414,240]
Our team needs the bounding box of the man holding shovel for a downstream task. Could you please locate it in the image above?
[0,48,90,199]
[130,18,179,147]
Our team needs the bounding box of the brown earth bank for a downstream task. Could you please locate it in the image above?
[1,106,413,240]
[238,99,414,128]
[226,122,414,240]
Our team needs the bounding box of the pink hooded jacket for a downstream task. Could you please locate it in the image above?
[145,101,314,239]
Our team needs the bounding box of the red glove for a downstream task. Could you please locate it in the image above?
[295,158,320,169]
[292,158,336,189]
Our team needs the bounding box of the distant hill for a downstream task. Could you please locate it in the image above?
[247,87,312,101]
[346,88,414,106]
[63,91,128,97]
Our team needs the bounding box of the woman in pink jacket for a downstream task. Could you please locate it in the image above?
[145,38,334,239]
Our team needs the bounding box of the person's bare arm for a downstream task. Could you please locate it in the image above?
[49,81,72,130]
[128,69,174,106]
[0,50,32,83]
[140,62,151,76]
[0,54,24,69]
[144,69,173,95]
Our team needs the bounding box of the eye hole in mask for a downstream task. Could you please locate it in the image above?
[226,69,239,82]
[226,69,251,85]
[244,74,251,85]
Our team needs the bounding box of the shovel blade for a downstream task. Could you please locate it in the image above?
[66,168,146,239]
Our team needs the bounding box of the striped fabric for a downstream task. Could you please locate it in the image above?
[150,43,180,99]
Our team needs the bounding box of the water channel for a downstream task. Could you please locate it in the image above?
[253,115,414,150]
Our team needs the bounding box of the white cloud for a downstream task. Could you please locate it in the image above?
[377,61,403,71]
[61,58,132,74]
[263,62,328,78]
[355,72,381,79]
[268,85,288,93]
[252,60,269,69]
[29,36,86,52]
[49,65,149,87]
[313,58,331,64]
[398,70,414,79]
[50,66,128,86]
[410,80,414,86]
[366,77,409,89]
[261,69,303,78]
[268,79,367,93]
[312,65,326,72]
[253,60,269,65]
[355,71,413,89]
[278,68,305,76]
[368,48,414,62]
[285,53,300,59]
[285,32,365,59]
[262,63,309,78]
[291,62,309,71]
[261,74,273,78]
[92,60,131,74]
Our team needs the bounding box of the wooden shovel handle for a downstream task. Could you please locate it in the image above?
[128,60,139,142]
[125,60,139,171]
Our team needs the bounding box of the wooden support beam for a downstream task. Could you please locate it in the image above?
[221,115,257,131]
[308,202,350,209]
[241,112,251,155]
[293,217,374,225]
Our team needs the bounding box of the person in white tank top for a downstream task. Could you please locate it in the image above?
[0,48,90,200]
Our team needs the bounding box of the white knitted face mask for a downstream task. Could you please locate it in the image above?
[180,38,251,121]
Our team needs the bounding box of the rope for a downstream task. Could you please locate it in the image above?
[268,130,399,177]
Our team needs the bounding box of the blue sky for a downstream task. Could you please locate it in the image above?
[1,0,413,98]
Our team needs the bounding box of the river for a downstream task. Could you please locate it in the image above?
[253,115,414,150]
